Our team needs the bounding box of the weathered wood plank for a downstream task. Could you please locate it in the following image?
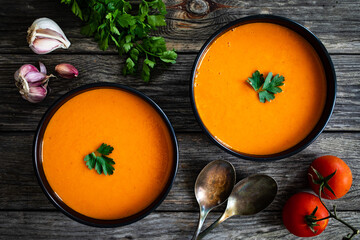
[0,132,359,211]
[0,211,359,240]
[0,1,359,239]
[0,54,359,131]
[0,0,359,53]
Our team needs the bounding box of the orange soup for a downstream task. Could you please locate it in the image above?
[194,22,327,155]
[42,88,174,220]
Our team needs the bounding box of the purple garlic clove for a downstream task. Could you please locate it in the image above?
[24,86,48,103]
[55,63,79,79]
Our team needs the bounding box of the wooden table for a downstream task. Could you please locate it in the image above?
[0,0,359,239]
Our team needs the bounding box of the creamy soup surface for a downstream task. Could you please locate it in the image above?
[194,22,327,155]
[42,88,174,220]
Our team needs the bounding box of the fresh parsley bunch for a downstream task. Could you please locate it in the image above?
[61,0,177,82]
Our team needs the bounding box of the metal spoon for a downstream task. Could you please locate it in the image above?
[192,160,236,240]
[197,174,278,240]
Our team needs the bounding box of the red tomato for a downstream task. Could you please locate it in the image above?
[282,192,329,237]
[308,155,352,199]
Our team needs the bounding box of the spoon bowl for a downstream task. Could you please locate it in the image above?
[225,174,278,216]
[197,174,277,239]
[193,160,236,239]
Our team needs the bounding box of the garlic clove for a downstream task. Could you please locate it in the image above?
[27,17,71,54]
[30,38,65,55]
[36,28,67,41]
[39,61,47,74]
[24,71,47,83]
[55,63,79,79]
[27,81,44,88]
[24,86,48,103]
[14,64,39,81]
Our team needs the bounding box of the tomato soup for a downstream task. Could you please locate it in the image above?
[193,22,327,155]
[42,88,174,220]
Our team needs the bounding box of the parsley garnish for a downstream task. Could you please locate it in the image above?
[246,70,285,103]
[84,143,115,175]
[61,0,177,82]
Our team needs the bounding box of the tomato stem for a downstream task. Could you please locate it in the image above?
[308,167,337,199]
[314,183,359,240]
[313,215,331,222]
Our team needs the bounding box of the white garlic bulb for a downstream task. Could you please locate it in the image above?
[27,17,71,54]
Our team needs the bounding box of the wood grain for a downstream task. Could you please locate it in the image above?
[0,132,359,211]
[1,54,359,132]
[0,211,359,240]
[0,0,359,53]
[0,1,359,239]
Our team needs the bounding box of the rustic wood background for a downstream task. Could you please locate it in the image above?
[0,0,359,239]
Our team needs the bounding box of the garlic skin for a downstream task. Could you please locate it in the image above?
[27,18,71,54]
[55,63,79,79]
[14,62,54,103]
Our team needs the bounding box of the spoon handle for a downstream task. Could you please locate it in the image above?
[196,212,229,240]
[192,208,209,240]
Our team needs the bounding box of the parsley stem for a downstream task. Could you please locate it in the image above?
[135,43,161,58]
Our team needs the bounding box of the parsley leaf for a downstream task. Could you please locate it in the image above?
[266,74,285,94]
[84,152,96,169]
[259,90,275,103]
[71,0,83,20]
[84,143,115,176]
[117,14,136,28]
[246,70,264,92]
[61,0,177,82]
[144,58,155,68]
[147,15,166,28]
[160,50,177,63]
[246,70,285,103]
[97,143,114,155]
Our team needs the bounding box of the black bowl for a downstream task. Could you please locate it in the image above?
[33,83,179,227]
[190,15,336,161]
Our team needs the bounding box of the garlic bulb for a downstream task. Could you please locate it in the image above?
[27,18,71,54]
[55,63,79,79]
[14,62,54,103]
